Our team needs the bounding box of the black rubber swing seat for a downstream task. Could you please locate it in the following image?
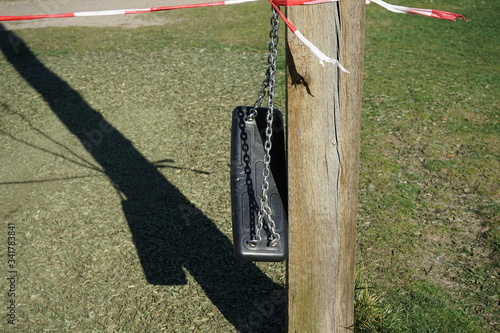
[230,106,288,262]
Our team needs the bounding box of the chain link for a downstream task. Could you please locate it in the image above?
[245,7,280,122]
[248,6,281,248]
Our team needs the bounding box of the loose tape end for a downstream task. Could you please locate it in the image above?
[294,30,349,73]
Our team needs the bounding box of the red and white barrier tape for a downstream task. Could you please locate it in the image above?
[0,0,466,71]
[270,0,349,72]
[0,0,262,21]
[0,0,467,22]
[367,0,467,22]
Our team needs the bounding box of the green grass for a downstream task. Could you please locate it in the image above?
[0,0,498,332]
[386,280,488,333]
[358,1,499,331]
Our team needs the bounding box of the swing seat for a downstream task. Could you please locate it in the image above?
[230,106,288,262]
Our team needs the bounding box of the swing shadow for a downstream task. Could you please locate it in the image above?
[0,26,285,332]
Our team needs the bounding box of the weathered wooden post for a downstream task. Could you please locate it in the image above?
[286,0,365,332]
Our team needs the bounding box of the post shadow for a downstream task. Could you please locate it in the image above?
[0,25,285,332]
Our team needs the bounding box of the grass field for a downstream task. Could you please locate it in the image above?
[0,0,498,332]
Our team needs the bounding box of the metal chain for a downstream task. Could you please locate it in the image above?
[245,7,279,121]
[246,77,268,122]
[248,6,281,248]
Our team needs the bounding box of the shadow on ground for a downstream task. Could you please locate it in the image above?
[0,25,285,332]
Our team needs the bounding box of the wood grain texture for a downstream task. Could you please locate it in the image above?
[286,1,365,332]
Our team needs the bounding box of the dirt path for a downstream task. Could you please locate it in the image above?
[0,0,209,29]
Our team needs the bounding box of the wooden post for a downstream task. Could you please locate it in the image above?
[286,1,365,332]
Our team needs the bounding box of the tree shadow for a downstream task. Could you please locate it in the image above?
[0,25,285,332]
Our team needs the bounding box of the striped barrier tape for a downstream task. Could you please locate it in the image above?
[367,0,467,22]
[0,0,467,22]
[0,0,467,71]
[0,1,260,21]
[270,0,349,71]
